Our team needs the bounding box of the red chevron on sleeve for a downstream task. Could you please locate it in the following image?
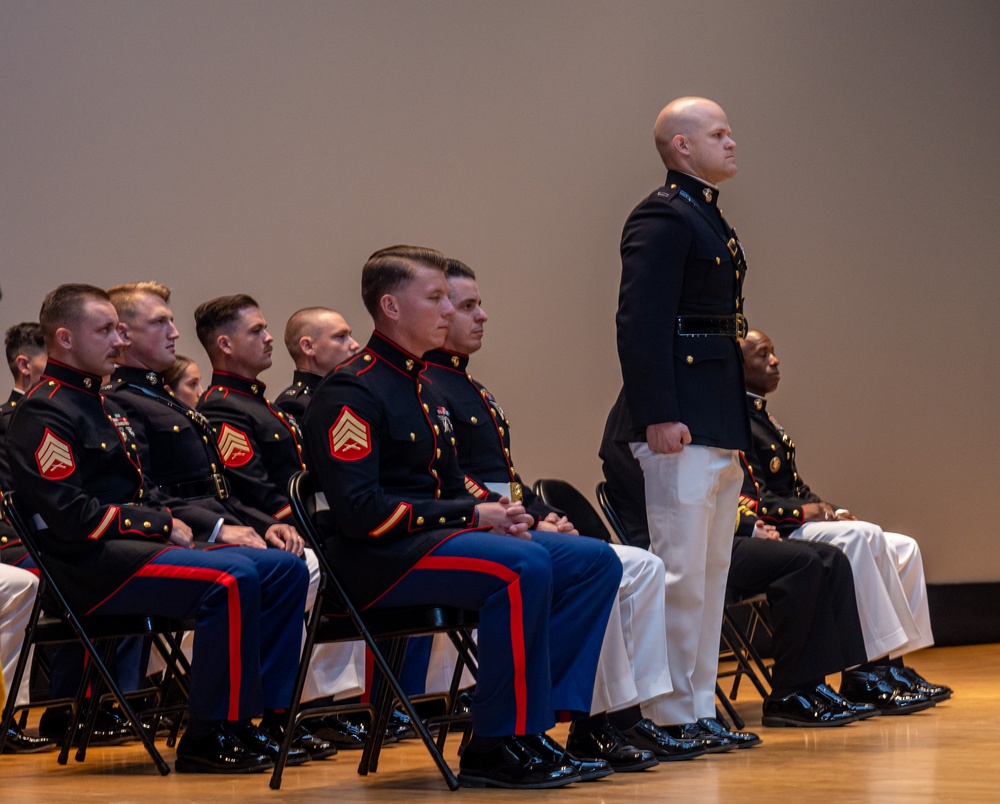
[217,423,254,468]
[329,407,371,461]
[35,429,75,480]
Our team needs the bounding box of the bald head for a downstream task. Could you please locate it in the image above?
[653,97,737,184]
[284,307,360,375]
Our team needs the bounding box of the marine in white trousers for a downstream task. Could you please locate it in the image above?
[790,521,933,660]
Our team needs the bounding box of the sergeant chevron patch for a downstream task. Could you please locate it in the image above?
[329,407,371,461]
[35,429,75,480]
[217,423,254,467]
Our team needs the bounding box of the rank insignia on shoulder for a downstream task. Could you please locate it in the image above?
[36,429,75,480]
[218,423,254,467]
[329,406,371,461]
[770,456,781,473]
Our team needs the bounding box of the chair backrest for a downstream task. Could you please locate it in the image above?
[595,481,631,546]
[531,478,613,542]
[287,470,353,618]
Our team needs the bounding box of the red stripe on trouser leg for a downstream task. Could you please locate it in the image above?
[411,555,528,734]
[135,564,243,721]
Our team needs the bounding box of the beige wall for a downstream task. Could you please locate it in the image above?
[2,1,997,582]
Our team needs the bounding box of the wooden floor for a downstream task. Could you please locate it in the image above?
[4,644,997,802]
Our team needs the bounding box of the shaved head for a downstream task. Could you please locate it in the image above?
[653,97,737,184]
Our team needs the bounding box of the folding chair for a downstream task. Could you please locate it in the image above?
[531,478,615,543]
[271,471,478,791]
[0,491,191,774]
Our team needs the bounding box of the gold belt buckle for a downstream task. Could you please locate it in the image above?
[735,313,748,339]
[213,473,230,501]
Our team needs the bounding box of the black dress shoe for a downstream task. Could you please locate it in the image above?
[2,724,57,754]
[839,670,936,715]
[261,719,338,760]
[814,683,879,719]
[566,722,659,772]
[308,714,368,749]
[881,666,952,701]
[226,721,310,766]
[385,707,416,741]
[522,732,614,781]
[762,690,859,727]
[697,717,762,749]
[458,736,580,789]
[622,718,708,761]
[175,726,273,774]
[660,721,732,753]
[38,704,134,746]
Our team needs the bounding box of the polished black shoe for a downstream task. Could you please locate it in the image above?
[226,720,310,766]
[308,714,369,749]
[566,722,659,772]
[697,717,762,748]
[660,721,733,753]
[762,689,858,727]
[840,670,936,715]
[622,718,708,761]
[38,704,134,746]
[458,736,580,789]
[880,665,952,701]
[523,732,614,781]
[385,707,416,741]
[261,719,338,760]
[814,683,879,719]
[2,724,57,754]
[175,726,273,774]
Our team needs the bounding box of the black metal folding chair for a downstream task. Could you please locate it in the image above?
[271,471,478,791]
[531,478,616,543]
[0,491,192,774]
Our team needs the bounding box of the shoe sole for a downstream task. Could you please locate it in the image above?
[761,715,858,728]
[458,772,580,789]
[653,747,709,761]
[1,743,59,754]
[175,757,274,774]
[876,698,937,715]
[578,767,616,781]
[607,756,660,772]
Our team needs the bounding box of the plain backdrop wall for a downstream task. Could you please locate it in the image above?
[2,1,997,583]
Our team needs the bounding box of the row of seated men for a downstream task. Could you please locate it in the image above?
[0,246,949,788]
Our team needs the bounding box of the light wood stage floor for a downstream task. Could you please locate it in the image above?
[3,644,997,803]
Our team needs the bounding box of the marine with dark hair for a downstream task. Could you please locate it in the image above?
[6,283,310,774]
[302,245,623,789]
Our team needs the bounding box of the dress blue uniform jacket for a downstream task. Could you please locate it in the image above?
[606,170,750,451]
[301,333,501,609]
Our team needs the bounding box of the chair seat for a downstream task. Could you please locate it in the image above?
[317,607,478,642]
[33,614,194,643]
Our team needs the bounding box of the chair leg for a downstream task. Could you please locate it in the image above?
[715,683,745,730]
[69,629,170,775]
[270,602,324,792]
[363,634,460,791]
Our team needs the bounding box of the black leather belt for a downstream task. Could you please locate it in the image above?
[676,314,748,338]
[161,473,230,501]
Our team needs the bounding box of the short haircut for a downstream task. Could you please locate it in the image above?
[193,294,259,351]
[107,281,171,324]
[5,321,44,380]
[284,307,333,361]
[163,354,196,389]
[38,283,111,347]
[361,245,447,318]
[445,258,476,281]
